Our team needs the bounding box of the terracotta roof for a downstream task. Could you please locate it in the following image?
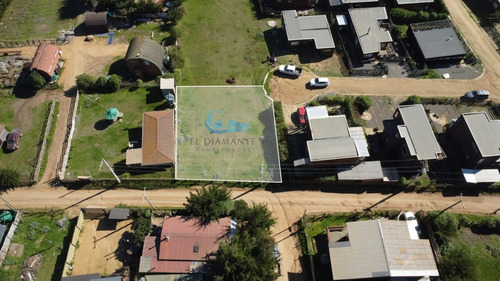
[140,217,231,274]
[142,110,175,165]
[30,42,60,77]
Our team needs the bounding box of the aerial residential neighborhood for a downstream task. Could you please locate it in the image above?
[0,0,499,280]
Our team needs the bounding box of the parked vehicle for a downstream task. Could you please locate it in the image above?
[404,211,421,239]
[462,89,490,100]
[6,128,21,151]
[297,107,306,125]
[309,77,329,88]
[278,64,302,77]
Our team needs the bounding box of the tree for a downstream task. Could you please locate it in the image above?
[354,95,373,113]
[0,169,21,189]
[206,231,278,281]
[432,212,459,240]
[441,245,475,281]
[131,210,152,247]
[184,185,234,223]
[106,74,122,92]
[233,200,275,236]
[95,76,108,90]
[29,71,46,90]
[134,0,162,14]
[76,73,96,93]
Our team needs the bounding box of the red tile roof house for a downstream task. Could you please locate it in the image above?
[29,42,62,83]
[139,217,234,275]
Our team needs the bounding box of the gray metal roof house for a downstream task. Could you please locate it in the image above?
[305,110,369,164]
[282,10,335,56]
[84,12,109,35]
[448,112,500,169]
[348,7,393,58]
[385,104,445,162]
[328,219,439,280]
[410,20,466,63]
[125,37,165,80]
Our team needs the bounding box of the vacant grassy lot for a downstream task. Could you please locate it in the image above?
[0,210,71,281]
[66,88,170,179]
[179,0,272,85]
[0,97,51,182]
[0,0,78,40]
[176,86,281,182]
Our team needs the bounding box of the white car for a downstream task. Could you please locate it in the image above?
[309,77,329,88]
[404,211,422,239]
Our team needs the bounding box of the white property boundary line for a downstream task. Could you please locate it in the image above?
[59,90,80,180]
[175,85,282,183]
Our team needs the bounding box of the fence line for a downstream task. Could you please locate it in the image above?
[58,90,79,180]
[0,39,68,48]
[0,211,22,267]
[31,99,57,182]
[61,210,84,278]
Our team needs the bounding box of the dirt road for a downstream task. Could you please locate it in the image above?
[2,186,499,280]
[270,0,500,106]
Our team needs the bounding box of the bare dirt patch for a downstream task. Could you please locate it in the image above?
[71,219,134,276]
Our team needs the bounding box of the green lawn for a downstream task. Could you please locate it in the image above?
[0,97,51,182]
[0,0,77,40]
[66,88,170,179]
[0,210,71,281]
[176,86,281,182]
[178,0,272,85]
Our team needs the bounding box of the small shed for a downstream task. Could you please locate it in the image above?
[0,124,8,146]
[108,208,129,220]
[160,78,175,95]
[85,12,109,35]
[30,42,61,82]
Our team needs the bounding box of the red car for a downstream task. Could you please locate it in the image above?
[297,107,306,125]
[6,128,21,151]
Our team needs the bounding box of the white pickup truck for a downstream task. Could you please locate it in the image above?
[278,64,302,77]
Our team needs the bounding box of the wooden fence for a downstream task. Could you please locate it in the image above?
[31,99,57,182]
[61,210,84,278]
[58,90,79,180]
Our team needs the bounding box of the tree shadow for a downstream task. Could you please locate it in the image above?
[58,0,85,20]
[108,59,127,77]
[50,217,77,281]
[146,87,164,104]
[94,119,113,131]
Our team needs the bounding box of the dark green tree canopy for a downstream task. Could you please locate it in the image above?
[184,185,234,224]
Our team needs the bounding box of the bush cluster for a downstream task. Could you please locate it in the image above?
[0,168,21,189]
[167,46,184,71]
[390,8,448,24]
[76,73,122,94]
[274,101,289,162]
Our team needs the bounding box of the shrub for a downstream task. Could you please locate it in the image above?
[440,245,475,281]
[423,69,440,79]
[76,73,96,93]
[392,24,408,38]
[404,95,421,104]
[0,169,21,189]
[320,95,344,106]
[390,8,417,24]
[354,95,373,112]
[308,100,320,107]
[167,46,184,70]
[458,215,473,228]
[29,71,47,90]
[432,212,459,240]
[95,76,108,90]
[106,74,122,92]
[136,79,143,87]
[132,210,152,247]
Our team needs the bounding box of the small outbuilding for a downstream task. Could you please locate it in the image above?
[30,42,62,82]
[125,37,165,79]
[84,12,109,35]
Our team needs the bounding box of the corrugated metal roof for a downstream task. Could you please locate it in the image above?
[397,0,434,4]
[462,168,500,183]
[108,208,129,220]
[89,277,121,281]
[337,161,384,180]
[30,42,60,77]
[329,0,378,5]
[305,106,328,120]
[140,217,231,274]
[461,112,500,157]
[412,25,466,60]
[282,10,335,50]
[397,104,443,160]
[160,78,175,90]
[348,8,393,54]
[142,110,175,166]
[61,274,101,281]
[125,148,142,165]
[329,219,439,280]
[144,274,204,281]
[309,116,350,140]
[125,37,165,74]
[307,137,358,162]
[349,127,370,157]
